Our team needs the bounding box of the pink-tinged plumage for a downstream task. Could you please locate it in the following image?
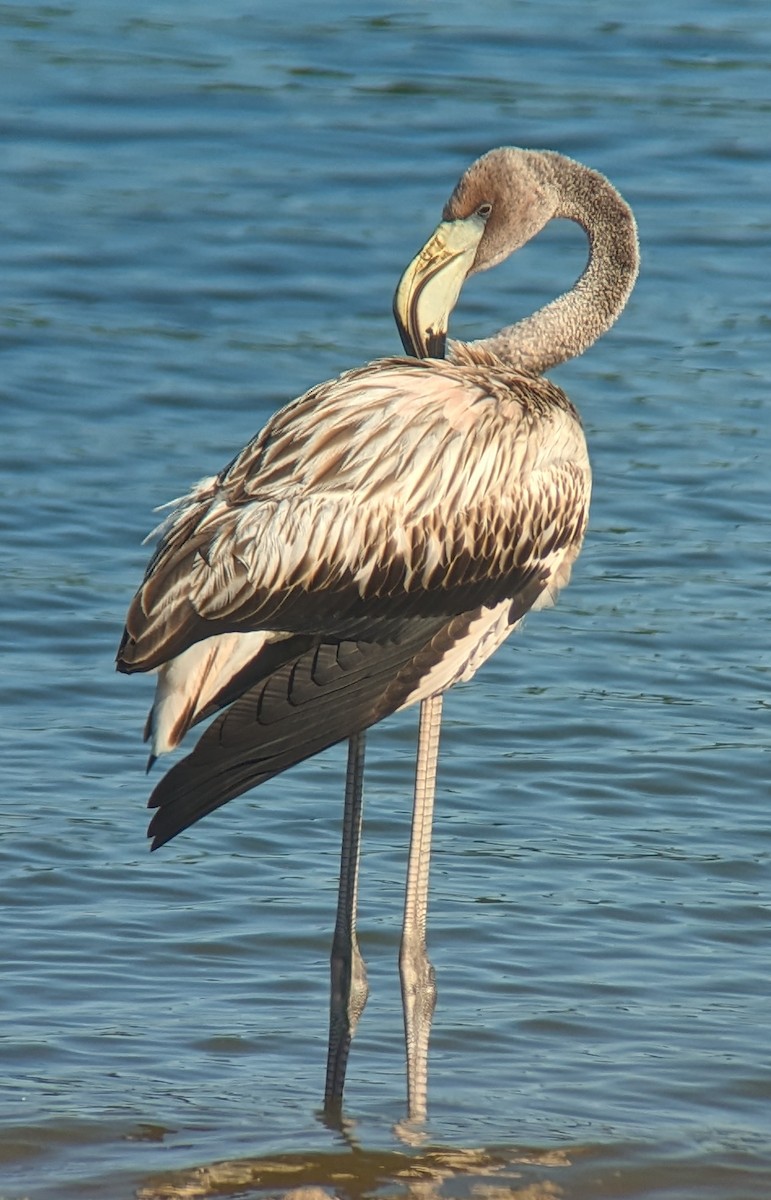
[117,146,638,1117]
[118,355,590,844]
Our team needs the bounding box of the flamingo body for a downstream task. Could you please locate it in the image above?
[117,145,638,1116]
[118,356,589,849]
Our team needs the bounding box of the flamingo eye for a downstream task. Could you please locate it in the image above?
[476,202,493,219]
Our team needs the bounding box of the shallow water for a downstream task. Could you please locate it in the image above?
[2,2,770,1197]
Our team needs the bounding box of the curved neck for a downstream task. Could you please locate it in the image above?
[464,153,639,376]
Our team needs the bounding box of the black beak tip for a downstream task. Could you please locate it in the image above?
[424,328,447,359]
[393,299,417,358]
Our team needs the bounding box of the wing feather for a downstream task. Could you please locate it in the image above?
[147,616,447,848]
[118,358,589,675]
[146,567,553,849]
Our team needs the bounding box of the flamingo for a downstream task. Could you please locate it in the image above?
[117,147,639,1120]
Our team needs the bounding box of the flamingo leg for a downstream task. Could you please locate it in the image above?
[400,692,442,1122]
[324,730,369,1113]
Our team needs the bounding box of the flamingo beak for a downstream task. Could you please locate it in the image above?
[393,214,486,359]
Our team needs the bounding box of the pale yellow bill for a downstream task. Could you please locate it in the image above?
[393,214,486,359]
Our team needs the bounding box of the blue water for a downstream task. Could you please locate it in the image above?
[2,2,770,1197]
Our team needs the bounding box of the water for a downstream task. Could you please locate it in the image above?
[2,1,769,1196]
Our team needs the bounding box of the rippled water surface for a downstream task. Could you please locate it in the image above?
[2,2,770,1197]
